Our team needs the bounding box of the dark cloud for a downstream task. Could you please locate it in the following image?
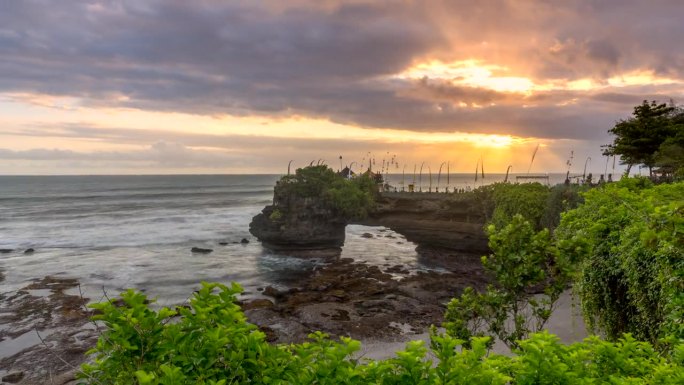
[1,0,684,141]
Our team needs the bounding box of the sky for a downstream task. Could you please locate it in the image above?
[1,0,683,175]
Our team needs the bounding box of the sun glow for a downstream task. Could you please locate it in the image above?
[397,60,535,93]
[398,60,680,97]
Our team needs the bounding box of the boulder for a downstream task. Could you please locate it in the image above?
[24,248,35,254]
[262,286,283,299]
[2,372,24,383]
[242,298,274,310]
[240,238,249,244]
[191,247,213,254]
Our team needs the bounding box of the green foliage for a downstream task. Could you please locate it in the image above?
[445,215,573,349]
[276,165,376,219]
[655,128,684,180]
[268,209,282,221]
[540,183,587,230]
[80,282,683,384]
[603,100,684,176]
[467,182,584,231]
[489,182,550,230]
[556,178,684,348]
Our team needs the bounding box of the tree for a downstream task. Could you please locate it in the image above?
[603,100,680,175]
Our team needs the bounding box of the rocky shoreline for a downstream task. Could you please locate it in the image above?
[243,248,489,344]
[0,246,489,384]
[0,274,97,385]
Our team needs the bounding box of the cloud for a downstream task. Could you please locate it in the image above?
[1,0,684,143]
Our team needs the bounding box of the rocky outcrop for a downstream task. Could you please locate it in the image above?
[249,184,347,250]
[250,179,489,253]
[358,192,489,253]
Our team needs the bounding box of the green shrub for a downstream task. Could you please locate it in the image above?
[268,209,283,221]
[489,183,551,230]
[556,178,684,348]
[464,182,584,231]
[445,215,573,349]
[80,282,683,384]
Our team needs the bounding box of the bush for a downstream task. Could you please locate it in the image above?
[444,215,573,349]
[556,178,684,348]
[80,282,683,384]
[489,183,550,230]
[465,182,584,231]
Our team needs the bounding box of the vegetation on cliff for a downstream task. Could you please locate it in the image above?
[447,177,682,355]
[276,165,377,220]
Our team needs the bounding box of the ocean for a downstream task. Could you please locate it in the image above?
[0,174,453,307]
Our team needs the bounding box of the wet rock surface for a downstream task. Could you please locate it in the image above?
[0,275,96,385]
[243,249,489,343]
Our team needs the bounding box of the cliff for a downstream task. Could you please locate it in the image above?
[249,197,346,250]
[358,192,489,253]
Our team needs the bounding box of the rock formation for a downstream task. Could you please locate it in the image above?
[360,193,489,253]
[249,181,347,250]
[250,180,489,253]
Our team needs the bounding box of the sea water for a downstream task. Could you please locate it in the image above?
[0,174,435,307]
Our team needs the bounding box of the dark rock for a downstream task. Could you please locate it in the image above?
[218,242,229,246]
[257,287,264,291]
[240,238,249,244]
[386,265,410,275]
[24,248,35,254]
[0,248,13,253]
[191,247,213,254]
[242,299,274,310]
[330,309,350,321]
[259,326,278,342]
[262,286,283,298]
[2,372,24,383]
[361,233,373,238]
